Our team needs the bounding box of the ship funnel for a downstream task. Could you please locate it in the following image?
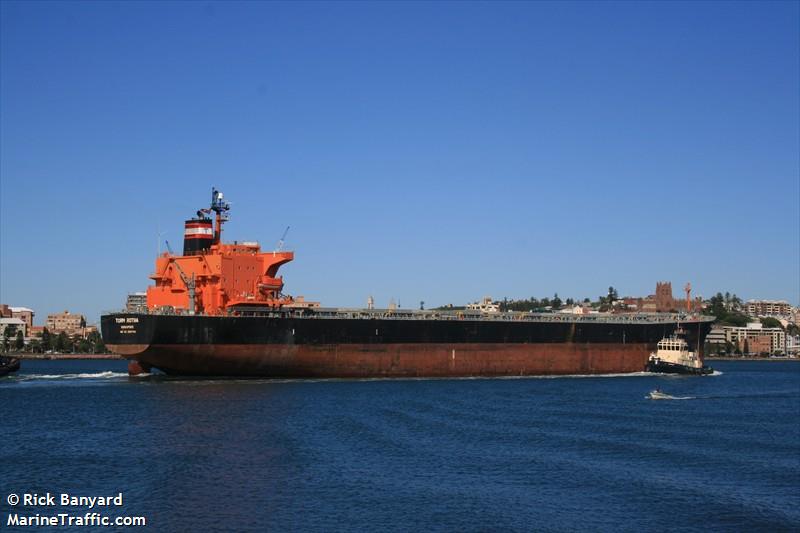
[183,218,213,255]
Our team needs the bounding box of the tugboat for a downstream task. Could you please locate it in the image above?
[0,355,20,377]
[646,333,713,375]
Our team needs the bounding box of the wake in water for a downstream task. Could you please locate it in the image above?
[646,391,695,400]
[646,390,798,401]
[118,371,672,386]
[658,370,724,379]
[1,367,725,386]
[12,371,130,381]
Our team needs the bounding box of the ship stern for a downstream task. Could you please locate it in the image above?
[100,313,153,360]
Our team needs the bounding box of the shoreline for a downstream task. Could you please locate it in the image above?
[13,353,122,360]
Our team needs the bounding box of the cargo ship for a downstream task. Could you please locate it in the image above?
[101,189,714,377]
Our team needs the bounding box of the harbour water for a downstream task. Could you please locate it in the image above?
[2,360,798,531]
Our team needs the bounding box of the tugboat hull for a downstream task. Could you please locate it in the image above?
[646,359,713,375]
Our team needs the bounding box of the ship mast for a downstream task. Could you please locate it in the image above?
[210,187,230,244]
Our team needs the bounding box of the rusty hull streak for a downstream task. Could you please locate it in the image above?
[107,344,149,356]
[129,343,652,377]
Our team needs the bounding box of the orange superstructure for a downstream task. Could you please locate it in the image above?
[146,189,294,315]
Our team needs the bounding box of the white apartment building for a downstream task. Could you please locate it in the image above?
[723,323,786,355]
[0,317,27,338]
[786,335,800,356]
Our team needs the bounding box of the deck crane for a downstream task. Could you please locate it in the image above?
[165,240,197,315]
[684,282,692,313]
[275,226,290,252]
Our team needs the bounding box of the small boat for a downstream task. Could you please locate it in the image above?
[647,389,673,400]
[646,334,713,375]
[0,356,21,377]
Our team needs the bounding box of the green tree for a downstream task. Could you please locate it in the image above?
[86,330,106,354]
[76,337,91,353]
[718,313,750,327]
[55,332,68,352]
[708,293,726,317]
[15,330,24,351]
[725,341,734,355]
[608,286,618,302]
[552,293,562,310]
[40,327,52,352]
[65,334,76,353]
[2,325,13,353]
[760,317,783,329]
[708,291,755,326]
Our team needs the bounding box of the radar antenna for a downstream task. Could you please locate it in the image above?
[211,187,230,218]
[209,187,230,244]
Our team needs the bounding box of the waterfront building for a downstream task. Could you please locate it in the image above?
[746,300,793,318]
[46,310,86,336]
[0,317,26,338]
[655,282,674,312]
[622,282,701,313]
[706,327,727,346]
[639,299,657,313]
[0,304,35,335]
[9,306,34,331]
[786,335,800,356]
[559,305,592,315]
[723,323,786,355]
[746,335,773,355]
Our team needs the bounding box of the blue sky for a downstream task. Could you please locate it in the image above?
[1,1,798,324]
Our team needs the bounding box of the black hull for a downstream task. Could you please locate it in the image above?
[101,312,714,377]
[646,360,713,375]
[0,356,20,377]
[101,313,712,346]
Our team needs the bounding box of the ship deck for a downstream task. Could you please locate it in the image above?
[108,307,715,325]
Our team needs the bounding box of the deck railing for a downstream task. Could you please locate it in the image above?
[103,307,715,325]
